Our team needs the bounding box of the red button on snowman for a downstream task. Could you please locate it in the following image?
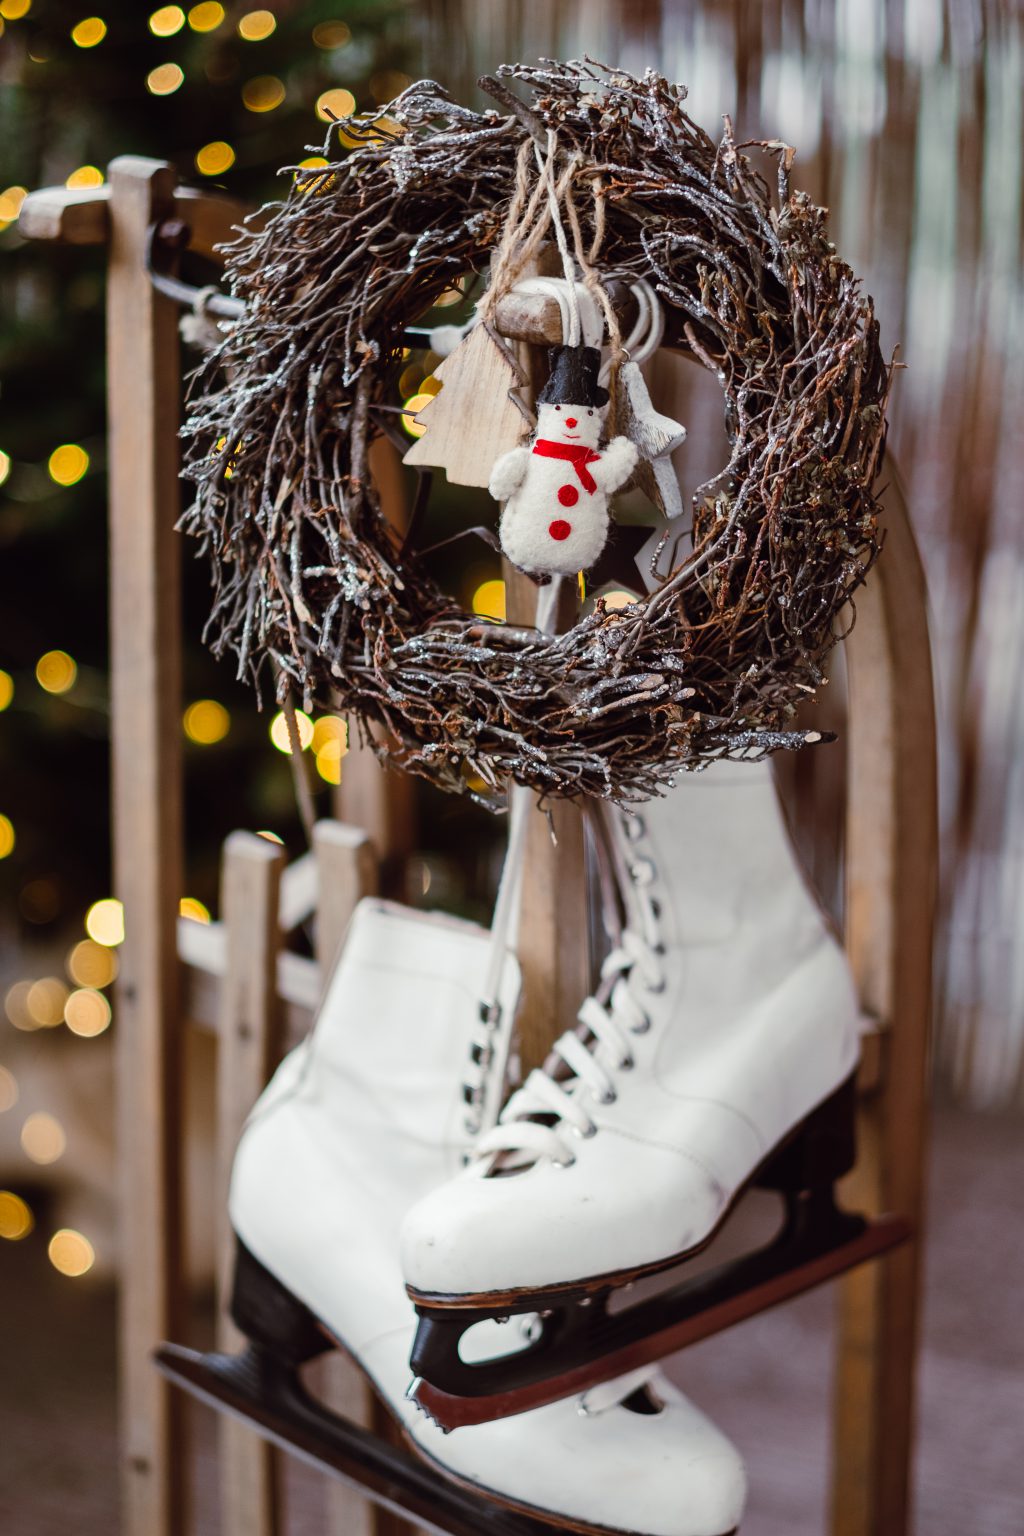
[489,344,638,579]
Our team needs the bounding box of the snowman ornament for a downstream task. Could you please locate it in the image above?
[489,344,638,579]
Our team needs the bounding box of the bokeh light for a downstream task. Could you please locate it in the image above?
[316,87,356,122]
[472,579,506,622]
[148,5,184,36]
[187,1,222,30]
[0,1066,18,1113]
[70,16,106,47]
[313,715,348,784]
[4,983,34,1031]
[238,8,275,40]
[0,0,31,16]
[601,589,637,611]
[401,392,435,438]
[183,698,230,744]
[269,709,313,754]
[26,978,69,1028]
[257,830,283,844]
[147,62,185,96]
[66,939,118,989]
[36,650,77,694]
[0,670,12,710]
[243,75,285,112]
[85,898,125,948]
[370,70,412,103]
[0,814,14,859]
[0,1192,34,1242]
[179,897,210,924]
[315,752,341,785]
[195,140,235,176]
[398,362,422,397]
[65,165,104,189]
[0,186,27,221]
[312,19,349,48]
[297,156,328,170]
[21,1111,66,1165]
[64,988,112,1038]
[311,715,348,757]
[0,449,10,484]
[48,1228,95,1277]
[47,443,89,486]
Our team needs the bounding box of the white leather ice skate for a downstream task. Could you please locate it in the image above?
[223,898,746,1536]
[400,759,862,1312]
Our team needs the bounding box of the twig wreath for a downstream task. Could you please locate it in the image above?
[180,59,892,805]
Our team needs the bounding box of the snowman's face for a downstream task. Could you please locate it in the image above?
[536,401,604,449]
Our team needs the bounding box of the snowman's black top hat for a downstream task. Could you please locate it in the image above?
[537,344,609,409]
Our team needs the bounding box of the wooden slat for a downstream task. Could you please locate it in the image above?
[107,156,187,1536]
[216,833,287,1536]
[18,180,249,261]
[177,915,320,1012]
[174,185,250,260]
[19,184,110,244]
[832,475,937,1536]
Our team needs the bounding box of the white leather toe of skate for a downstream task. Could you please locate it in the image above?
[356,1323,746,1536]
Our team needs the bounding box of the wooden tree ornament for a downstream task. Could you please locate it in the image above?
[403,323,529,487]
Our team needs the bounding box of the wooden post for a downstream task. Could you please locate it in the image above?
[503,574,591,1072]
[107,156,187,1536]
[215,833,287,1536]
[832,477,936,1535]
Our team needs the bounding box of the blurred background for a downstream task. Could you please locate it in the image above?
[1,1,1022,1533]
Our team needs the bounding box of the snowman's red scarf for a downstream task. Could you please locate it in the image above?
[531,439,600,494]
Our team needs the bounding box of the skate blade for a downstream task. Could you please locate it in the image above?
[410,1211,910,1430]
[155,1342,602,1536]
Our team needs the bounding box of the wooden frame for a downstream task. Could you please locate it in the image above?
[20,157,935,1536]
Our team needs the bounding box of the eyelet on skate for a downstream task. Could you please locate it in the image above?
[570,1120,597,1139]
[620,1054,635,1071]
[599,1088,618,1105]
[630,858,656,887]
[552,1154,577,1169]
[631,1012,651,1034]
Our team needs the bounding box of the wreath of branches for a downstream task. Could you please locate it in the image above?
[180,59,892,805]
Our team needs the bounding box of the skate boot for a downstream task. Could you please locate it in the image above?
[186,898,747,1536]
[400,761,872,1417]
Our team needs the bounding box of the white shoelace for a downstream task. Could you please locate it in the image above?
[475,915,666,1170]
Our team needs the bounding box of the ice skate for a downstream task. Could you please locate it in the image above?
[401,761,909,1426]
[158,898,747,1536]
